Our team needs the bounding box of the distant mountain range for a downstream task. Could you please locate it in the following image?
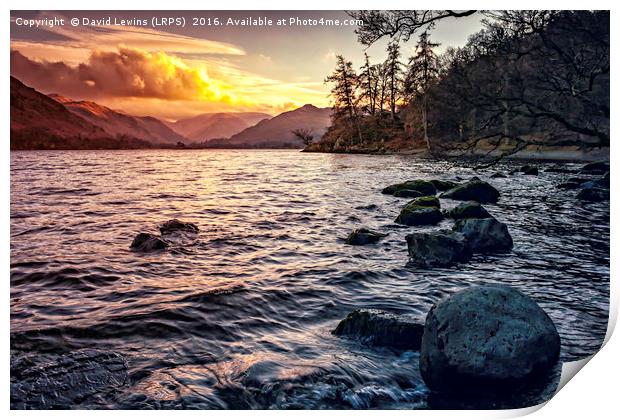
[10,76,332,150]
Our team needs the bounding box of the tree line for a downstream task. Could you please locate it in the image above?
[321,10,609,159]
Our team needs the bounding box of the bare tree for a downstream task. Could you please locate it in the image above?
[292,128,314,146]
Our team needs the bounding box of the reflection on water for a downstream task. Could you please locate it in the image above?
[10,150,609,409]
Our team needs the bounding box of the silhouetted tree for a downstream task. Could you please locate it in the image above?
[325,55,362,143]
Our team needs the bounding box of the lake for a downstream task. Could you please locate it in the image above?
[10,149,609,409]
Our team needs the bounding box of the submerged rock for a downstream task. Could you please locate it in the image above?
[596,172,610,189]
[406,230,472,268]
[557,182,581,190]
[580,161,609,175]
[453,217,513,253]
[577,187,609,202]
[545,165,575,174]
[446,201,491,220]
[332,309,424,350]
[345,228,388,245]
[520,165,539,175]
[429,179,458,191]
[382,180,437,196]
[393,188,424,198]
[420,285,561,395]
[490,172,507,178]
[11,349,128,409]
[160,219,199,235]
[130,233,169,252]
[441,177,500,204]
[395,196,443,226]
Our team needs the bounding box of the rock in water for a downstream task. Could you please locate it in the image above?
[160,219,199,235]
[11,349,128,409]
[332,309,424,350]
[393,188,424,198]
[577,187,609,202]
[406,230,472,268]
[395,196,443,226]
[453,217,513,253]
[420,285,561,395]
[490,172,507,178]
[441,177,500,203]
[345,228,388,245]
[596,172,610,189]
[520,165,539,175]
[580,161,609,175]
[429,179,458,191]
[557,182,581,190]
[130,233,169,252]
[382,180,437,196]
[446,201,491,220]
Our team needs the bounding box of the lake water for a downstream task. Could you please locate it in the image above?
[10,149,609,409]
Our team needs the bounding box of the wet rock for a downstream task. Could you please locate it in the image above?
[429,179,458,191]
[130,233,169,252]
[580,161,609,175]
[393,188,424,198]
[160,219,199,235]
[557,182,581,190]
[577,187,609,202]
[596,172,610,189]
[420,285,561,395]
[395,196,443,226]
[490,172,507,178]
[567,177,590,184]
[345,228,388,245]
[11,349,128,409]
[453,217,513,253]
[441,177,500,204]
[406,230,472,268]
[446,201,491,220]
[545,165,576,174]
[332,309,424,350]
[382,180,437,196]
[520,165,539,175]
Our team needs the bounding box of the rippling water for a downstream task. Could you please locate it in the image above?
[10,150,609,409]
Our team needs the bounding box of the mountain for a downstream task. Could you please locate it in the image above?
[207,105,332,148]
[49,94,186,145]
[170,112,271,141]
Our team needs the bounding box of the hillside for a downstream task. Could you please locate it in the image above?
[171,112,271,141]
[207,105,332,148]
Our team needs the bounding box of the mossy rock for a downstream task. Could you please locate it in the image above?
[394,188,424,198]
[446,201,492,220]
[441,177,500,204]
[382,180,436,196]
[395,196,442,226]
[345,228,388,245]
[430,179,458,191]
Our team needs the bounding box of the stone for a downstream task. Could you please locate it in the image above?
[420,285,561,395]
[393,188,424,198]
[130,233,169,252]
[429,179,458,191]
[490,172,507,178]
[520,165,539,175]
[160,219,199,235]
[441,177,500,204]
[395,196,443,226]
[577,187,609,202]
[406,230,472,268]
[345,228,388,245]
[453,217,513,253]
[382,180,437,196]
[446,201,492,220]
[580,161,609,174]
[333,309,424,350]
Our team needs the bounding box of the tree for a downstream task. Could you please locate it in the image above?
[292,128,314,146]
[358,53,376,115]
[325,55,362,143]
[385,42,404,122]
[405,31,440,150]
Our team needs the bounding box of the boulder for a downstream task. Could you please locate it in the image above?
[130,233,169,252]
[394,188,424,198]
[520,165,539,175]
[441,177,500,204]
[429,179,458,191]
[446,201,491,220]
[490,172,507,178]
[557,182,581,190]
[596,172,610,189]
[382,180,437,196]
[453,217,513,253]
[160,219,199,235]
[395,196,443,226]
[332,309,424,350]
[345,228,388,245]
[406,230,472,268]
[577,187,609,202]
[544,165,576,174]
[11,349,128,409]
[420,285,561,395]
[580,161,609,175]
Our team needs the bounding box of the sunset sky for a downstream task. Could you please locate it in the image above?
[10,10,483,121]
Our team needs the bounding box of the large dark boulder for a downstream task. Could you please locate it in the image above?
[394,188,424,198]
[446,201,491,220]
[545,165,576,174]
[345,228,388,245]
[577,187,609,202]
[490,172,507,178]
[453,217,513,253]
[441,177,500,204]
[420,285,561,395]
[520,165,539,175]
[333,309,424,350]
[395,196,443,226]
[596,172,610,189]
[580,161,609,175]
[429,179,458,191]
[406,230,472,268]
[557,182,581,190]
[11,349,128,409]
[130,233,169,252]
[160,219,199,235]
[382,180,437,196]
